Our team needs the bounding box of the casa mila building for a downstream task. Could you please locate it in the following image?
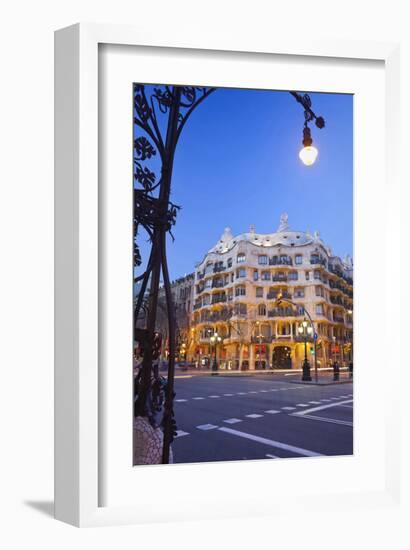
[189,214,353,370]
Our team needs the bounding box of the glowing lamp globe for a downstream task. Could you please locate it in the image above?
[299,145,318,166]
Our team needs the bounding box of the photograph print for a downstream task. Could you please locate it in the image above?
[133,84,353,466]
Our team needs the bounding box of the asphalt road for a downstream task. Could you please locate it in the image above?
[171,374,353,464]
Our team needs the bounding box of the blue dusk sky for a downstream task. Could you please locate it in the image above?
[135,87,353,281]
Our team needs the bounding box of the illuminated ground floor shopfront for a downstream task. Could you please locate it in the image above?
[188,339,353,370]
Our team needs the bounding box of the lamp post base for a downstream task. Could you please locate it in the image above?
[302,359,312,381]
[211,360,219,376]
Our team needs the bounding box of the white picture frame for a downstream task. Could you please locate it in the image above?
[54,22,406,527]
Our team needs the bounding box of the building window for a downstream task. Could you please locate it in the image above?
[227,258,232,268]
[231,272,234,283]
[234,303,247,315]
[305,271,310,280]
[253,270,259,281]
[236,268,246,278]
[295,254,303,265]
[235,286,246,296]
[294,288,305,298]
[316,304,324,315]
[314,270,321,280]
[288,271,298,281]
[315,286,324,297]
[256,287,263,298]
[237,253,246,263]
[258,304,267,316]
[261,271,271,281]
[258,255,268,265]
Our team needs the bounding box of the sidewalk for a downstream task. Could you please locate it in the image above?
[173,366,353,382]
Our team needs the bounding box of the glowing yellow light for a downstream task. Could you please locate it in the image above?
[299,145,318,166]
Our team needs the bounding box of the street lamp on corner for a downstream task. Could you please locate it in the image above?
[210,331,222,375]
[298,319,313,381]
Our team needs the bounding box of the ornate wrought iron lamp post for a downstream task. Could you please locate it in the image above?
[298,319,313,381]
[210,331,222,374]
[133,85,325,464]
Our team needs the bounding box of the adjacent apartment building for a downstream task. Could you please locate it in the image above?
[189,214,353,370]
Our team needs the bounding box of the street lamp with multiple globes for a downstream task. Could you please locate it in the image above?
[298,319,313,381]
[133,85,325,463]
[210,331,222,374]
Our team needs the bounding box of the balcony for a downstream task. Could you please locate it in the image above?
[251,335,275,343]
[212,280,226,289]
[333,315,345,323]
[310,258,327,266]
[269,257,293,266]
[272,275,288,283]
[211,294,227,304]
[267,308,298,318]
[213,264,226,273]
[197,272,205,280]
[328,265,344,278]
[193,303,202,310]
[330,296,344,305]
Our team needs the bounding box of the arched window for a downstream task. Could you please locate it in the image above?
[258,304,267,316]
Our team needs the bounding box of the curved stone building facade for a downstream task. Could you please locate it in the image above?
[189,214,353,370]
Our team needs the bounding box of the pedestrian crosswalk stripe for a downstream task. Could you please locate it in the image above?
[193,397,205,400]
[281,406,296,411]
[237,392,246,395]
[223,393,233,396]
[245,414,264,419]
[197,424,218,430]
[175,399,187,402]
[175,430,189,437]
[308,401,321,404]
[223,418,242,424]
[264,410,281,414]
[209,395,220,398]
[219,427,323,457]
[296,403,309,407]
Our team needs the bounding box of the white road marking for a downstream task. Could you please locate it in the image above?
[219,427,323,457]
[223,393,233,396]
[281,406,296,411]
[209,395,220,398]
[237,392,246,395]
[321,399,332,402]
[296,404,309,407]
[246,414,264,419]
[266,454,279,459]
[308,401,321,404]
[264,410,281,414]
[175,430,189,437]
[249,391,258,394]
[339,404,354,408]
[292,399,353,416]
[223,418,242,424]
[193,397,205,400]
[293,414,353,427]
[175,399,188,402]
[260,390,269,393]
[197,424,218,430]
